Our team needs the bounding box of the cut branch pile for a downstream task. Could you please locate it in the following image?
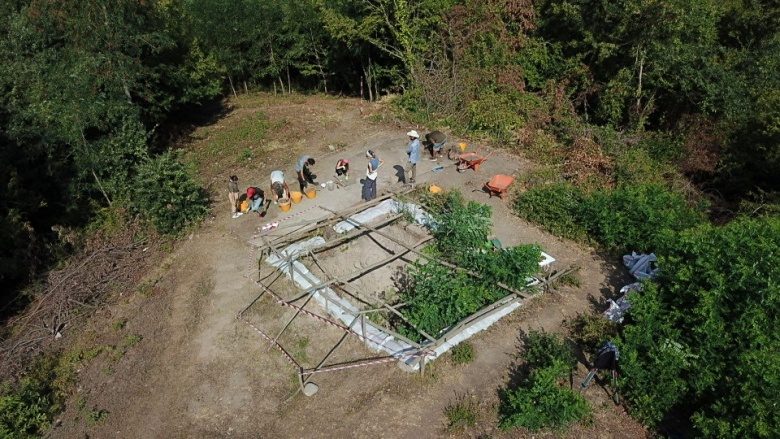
[0,219,158,379]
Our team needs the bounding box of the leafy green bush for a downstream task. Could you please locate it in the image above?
[499,331,588,431]
[398,191,542,341]
[620,217,780,436]
[513,183,586,241]
[450,342,475,365]
[521,330,577,371]
[399,261,502,342]
[499,359,591,431]
[0,379,51,438]
[132,150,209,235]
[429,192,493,260]
[578,184,706,252]
[567,313,620,354]
[467,89,524,141]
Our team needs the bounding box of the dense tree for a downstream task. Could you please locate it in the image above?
[620,217,780,437]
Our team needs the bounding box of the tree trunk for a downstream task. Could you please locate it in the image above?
[286,64,292,94]
[278,77,285,95]
[228,75,238,98]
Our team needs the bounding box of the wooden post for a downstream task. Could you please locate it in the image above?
[361,315,368,349]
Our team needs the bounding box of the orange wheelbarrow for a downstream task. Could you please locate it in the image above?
[485,174,515,200]
[457,147,493,173]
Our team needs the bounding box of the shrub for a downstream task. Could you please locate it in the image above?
[462,244,542,290]
[577,183,706,252]
[567,314,620,354]
[621,217,780,436]
[0,379,51,438]
[499,359,591,431]
[444,392,480,430]
[513,183,586,241]
[521,330,577,371]
[450,342,475,365]
[132,150,209,235]
[399,261,502,342]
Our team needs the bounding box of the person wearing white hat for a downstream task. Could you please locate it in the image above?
[405,130,421,184]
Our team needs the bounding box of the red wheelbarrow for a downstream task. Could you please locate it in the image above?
[485,174,515,199]
[457,147,493,172]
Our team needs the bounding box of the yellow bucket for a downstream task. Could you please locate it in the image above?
[279,199,292,212]
[290,191,303,204]
[304,187,317,199]
[458,142,467,151]
[429,184,443,194]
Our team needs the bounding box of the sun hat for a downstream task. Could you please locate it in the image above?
[342,159,349,164]
[407,130,419,138]
[247,187,255,197]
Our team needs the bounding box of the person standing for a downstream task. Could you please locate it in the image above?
[362,150,383,201]
[295,155,317,191]
[405,130,421,184]
[335,159,350,181]
[425,130,447,160]
[246,186,265,214]
[269,170,290,203]
[228,175,241,218]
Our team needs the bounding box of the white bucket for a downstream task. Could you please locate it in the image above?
[326,180,334,191]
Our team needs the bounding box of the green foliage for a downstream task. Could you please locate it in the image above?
[429,191,493,259]
[578,184,707,252]
[0,379,51,438]
[567,314,620,353]
[467,89,524,141]
[450,342,475,365]
[444,392,480,430]
[132,151,209,235]
[499,360,590,431]
[398,191,543,341]
[462,244,543,291]
[521,330,577,372]
[620,216,780,436]
[499,331,588,431]
[513,184,586,241]
[0,352,78,438]
[399,261,501,342]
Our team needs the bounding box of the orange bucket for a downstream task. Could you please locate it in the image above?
[290,191,303,204]
[279,199,292,212]
[304,187,317,199]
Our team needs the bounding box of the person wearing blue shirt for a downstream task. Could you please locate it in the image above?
[405,130,421,184]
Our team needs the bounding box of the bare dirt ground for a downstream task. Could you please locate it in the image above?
[48,94,649,438]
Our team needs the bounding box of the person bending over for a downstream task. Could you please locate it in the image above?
[269,170,290,203]
[295,155,317,191]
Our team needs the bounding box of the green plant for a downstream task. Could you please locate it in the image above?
[239,147,253,161]
[521,330,577,372]
[120,334,143,349]
[567,314,619,353]
[620,216,780,436]
[513,183,586,241]
[444,392,480,430]
[132,150,210,235]
[111,318,127,331]
[578,183,706,252]
[399,262,502,342]
[499,359,591,431]
[86,407,109,425]
[450,342,475,365]
[0,379,51,438]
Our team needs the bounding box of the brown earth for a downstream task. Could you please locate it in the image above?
[47,94,649,438]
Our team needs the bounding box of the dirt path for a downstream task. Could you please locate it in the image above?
[49,95,648,438]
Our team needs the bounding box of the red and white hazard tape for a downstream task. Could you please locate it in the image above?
[251,205,324,240]
[243,319,301,368]
[301,351,428,375]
